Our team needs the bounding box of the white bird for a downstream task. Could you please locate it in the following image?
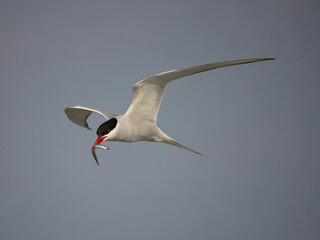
[65,58,274,165]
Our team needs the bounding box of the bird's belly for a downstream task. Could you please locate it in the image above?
[114,130,157,142]
[110,119,161,142]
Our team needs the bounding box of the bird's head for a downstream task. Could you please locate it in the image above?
[92,118,118,165]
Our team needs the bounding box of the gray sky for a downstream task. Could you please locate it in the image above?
[1,0,319,239]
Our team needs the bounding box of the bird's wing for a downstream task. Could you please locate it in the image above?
[125,58,274,123]
[64,105,118,130]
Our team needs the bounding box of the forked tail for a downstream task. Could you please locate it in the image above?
[164,138,205,156]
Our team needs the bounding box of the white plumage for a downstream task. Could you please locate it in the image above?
[65,58,274,165]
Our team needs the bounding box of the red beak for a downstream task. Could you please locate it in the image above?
[93,136,107,147]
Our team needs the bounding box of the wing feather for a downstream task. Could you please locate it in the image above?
[64,105,118,130]
[125,58,274,123]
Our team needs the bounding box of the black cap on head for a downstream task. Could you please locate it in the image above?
[96,118,117,138]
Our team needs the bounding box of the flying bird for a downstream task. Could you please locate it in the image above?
[65,58,274,165]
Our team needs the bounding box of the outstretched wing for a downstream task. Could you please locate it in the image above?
[125,58,274,123]
[64,105,118,130]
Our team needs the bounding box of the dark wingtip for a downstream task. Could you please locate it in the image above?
[257,58,275,62]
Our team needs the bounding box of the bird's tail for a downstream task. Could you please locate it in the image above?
[164,138,205,156]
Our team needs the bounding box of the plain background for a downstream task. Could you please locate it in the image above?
[1,0,319,239]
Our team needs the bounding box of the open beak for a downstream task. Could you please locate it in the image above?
[92,136,109,166]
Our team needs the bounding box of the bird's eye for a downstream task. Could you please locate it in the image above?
[96,118,117,137]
